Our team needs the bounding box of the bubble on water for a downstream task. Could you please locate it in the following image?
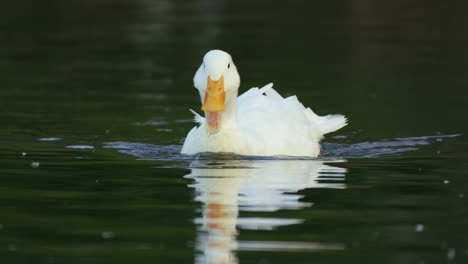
[21,152,27,157]
[31,162,40,168]
[443,180,450,184]
[448,248,456,261]
[436,150,440,154]
[66,145,94,150]
[101,231,115,239]
[436,138,443,142]
[38,137,62,142]
[415,224,425,232]
[8,243,17,252]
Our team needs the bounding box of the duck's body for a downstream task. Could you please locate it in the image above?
[181,50,347,157]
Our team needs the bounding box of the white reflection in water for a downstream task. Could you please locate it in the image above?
[100,134,460,263]
[185,158,347,264]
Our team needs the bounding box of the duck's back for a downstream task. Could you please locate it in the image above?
[237,84,347,157]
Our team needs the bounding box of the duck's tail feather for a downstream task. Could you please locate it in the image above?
[318,114,348,135]
[189,109,204,125]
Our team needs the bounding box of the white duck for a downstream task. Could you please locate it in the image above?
[181,50,347,157]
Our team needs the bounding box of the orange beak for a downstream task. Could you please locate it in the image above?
[201,76,225,113]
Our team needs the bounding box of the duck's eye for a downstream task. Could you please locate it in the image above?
[228,63,231,69]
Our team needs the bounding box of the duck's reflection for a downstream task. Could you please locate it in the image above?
[185,158,347,264]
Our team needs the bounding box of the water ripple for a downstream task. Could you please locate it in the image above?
[102,134,460,262]
[103,134,460,161]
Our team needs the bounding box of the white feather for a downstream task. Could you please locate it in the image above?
[259,82,273,94]
[189,109,205,125]
[317,114,348,134]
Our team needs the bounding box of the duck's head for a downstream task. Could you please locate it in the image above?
[194,50,240,134]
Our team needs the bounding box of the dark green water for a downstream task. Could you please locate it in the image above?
[1,1,468,263]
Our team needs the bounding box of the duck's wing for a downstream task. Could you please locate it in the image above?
[237,83,347,156]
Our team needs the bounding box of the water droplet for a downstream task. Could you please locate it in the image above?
[31,162,40,168]
[443,180,450,184]
[448,248,456,261]
[21,152,27,157]
[415,224,425,232]
[436,138,443,142]
[101,231,115,239]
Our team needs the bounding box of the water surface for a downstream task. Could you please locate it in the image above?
[1,1,468,263]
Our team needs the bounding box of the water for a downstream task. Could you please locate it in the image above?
[1,1,468,263]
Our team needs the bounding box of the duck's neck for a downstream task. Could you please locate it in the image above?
[220,93,238,129]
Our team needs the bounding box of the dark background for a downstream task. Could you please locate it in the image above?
[1,1,467,263]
